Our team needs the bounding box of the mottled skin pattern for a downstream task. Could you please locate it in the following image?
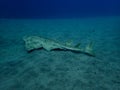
[23,36,95,56]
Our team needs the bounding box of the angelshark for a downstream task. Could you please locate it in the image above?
[23,36,95,56]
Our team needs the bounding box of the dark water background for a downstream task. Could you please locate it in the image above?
[0,0,120,18]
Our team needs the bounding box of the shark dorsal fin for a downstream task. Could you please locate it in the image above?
[74,43,81,48]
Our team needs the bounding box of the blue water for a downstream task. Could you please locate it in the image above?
[0,0,120,18]
[0,0,120,90]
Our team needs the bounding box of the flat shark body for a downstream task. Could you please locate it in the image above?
[23,36,95,56]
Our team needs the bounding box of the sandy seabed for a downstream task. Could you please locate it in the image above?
[0,16,120,90]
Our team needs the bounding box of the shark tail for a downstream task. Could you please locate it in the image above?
[84,41,95,56]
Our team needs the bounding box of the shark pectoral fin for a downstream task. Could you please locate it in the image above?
[85,41,95,56]
[23,36,43,51]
